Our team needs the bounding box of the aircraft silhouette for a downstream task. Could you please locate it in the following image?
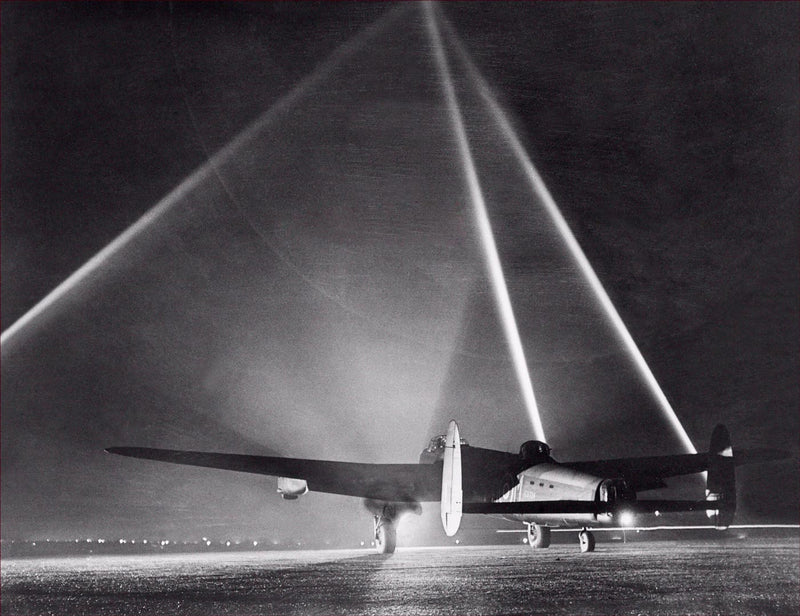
[107,420,788,553]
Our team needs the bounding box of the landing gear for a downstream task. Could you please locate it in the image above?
[363,500,420,555]
[578,529,595,553]
[526,523,551,549]
[373,515,396,554]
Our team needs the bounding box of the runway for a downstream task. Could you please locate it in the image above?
[2,539,798,615]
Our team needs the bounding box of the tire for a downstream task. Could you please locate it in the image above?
[527,524,551,549]
[375,520,396,554]
[578,530,595,553]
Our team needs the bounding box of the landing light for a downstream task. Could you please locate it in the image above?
[619,511,636,528]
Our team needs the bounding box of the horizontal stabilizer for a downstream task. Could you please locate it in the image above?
[464,501,601,515]
[463,498,716,516]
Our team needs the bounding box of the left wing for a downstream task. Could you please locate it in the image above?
[106,447,441,503]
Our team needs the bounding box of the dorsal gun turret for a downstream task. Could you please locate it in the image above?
[519,440,552,465]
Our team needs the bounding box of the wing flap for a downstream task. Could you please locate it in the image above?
[106,447,441,502]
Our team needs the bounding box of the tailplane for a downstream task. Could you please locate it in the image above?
[706,424,736,529]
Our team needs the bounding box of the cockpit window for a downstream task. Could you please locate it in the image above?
[426,434,469,452]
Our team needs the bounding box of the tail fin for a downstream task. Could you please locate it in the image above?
[440,420,463,537]
[706,424,736,529]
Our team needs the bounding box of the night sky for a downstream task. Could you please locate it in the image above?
[2,2,798,543]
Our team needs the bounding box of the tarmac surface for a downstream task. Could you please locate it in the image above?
[2,538,798,615]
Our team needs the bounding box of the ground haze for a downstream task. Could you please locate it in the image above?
[2,538,797,615]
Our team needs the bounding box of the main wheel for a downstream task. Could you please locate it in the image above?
[578,530,595,553]
[375,519,396,554]
[527,523,551,549]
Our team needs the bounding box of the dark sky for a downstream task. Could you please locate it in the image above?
[2,2,798,542]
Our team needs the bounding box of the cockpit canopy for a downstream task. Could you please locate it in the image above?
[519,440,551,463]
[419,433,470,464]
[425,434,469,452]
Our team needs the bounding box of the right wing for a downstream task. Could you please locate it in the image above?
[106,447,441,503]
[562,448,789,491]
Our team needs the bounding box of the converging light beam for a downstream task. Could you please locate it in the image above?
[1,6,408,353]
[443,19,697,454]
[424,3,546,442]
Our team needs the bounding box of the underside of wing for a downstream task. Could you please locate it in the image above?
[563,448,789,491]
[106,447,441,502]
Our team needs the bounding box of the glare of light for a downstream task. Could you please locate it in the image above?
[442,17,697,455]
[424,2,545,441]
[0,6,409,353]
[253,541,258,547]
[619,511,636,528]
[206,540,211,546]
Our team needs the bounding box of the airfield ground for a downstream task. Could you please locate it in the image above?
[2,538,798,615]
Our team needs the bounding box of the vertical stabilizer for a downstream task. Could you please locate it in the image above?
[441,420,463,536]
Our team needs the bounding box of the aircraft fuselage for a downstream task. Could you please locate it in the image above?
[496,463,633,527]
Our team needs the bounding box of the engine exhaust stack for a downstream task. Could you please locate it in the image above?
[706,424,736,529]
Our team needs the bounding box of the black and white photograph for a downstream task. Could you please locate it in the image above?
[2,2,798,614]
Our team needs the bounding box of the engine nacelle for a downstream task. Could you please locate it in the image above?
[277,477,308,500]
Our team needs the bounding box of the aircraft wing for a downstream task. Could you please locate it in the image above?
[562,448,789,491]
[106,447,441,503]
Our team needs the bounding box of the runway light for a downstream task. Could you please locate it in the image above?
[440,16,697,456]
[425,2,545,441]
[619,511,636,528]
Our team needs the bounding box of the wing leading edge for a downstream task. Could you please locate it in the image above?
[106,447,441,503]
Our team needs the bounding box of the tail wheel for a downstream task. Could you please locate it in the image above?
[375,518,396,554]
[578,530,595,553]
[527,523,551,549]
